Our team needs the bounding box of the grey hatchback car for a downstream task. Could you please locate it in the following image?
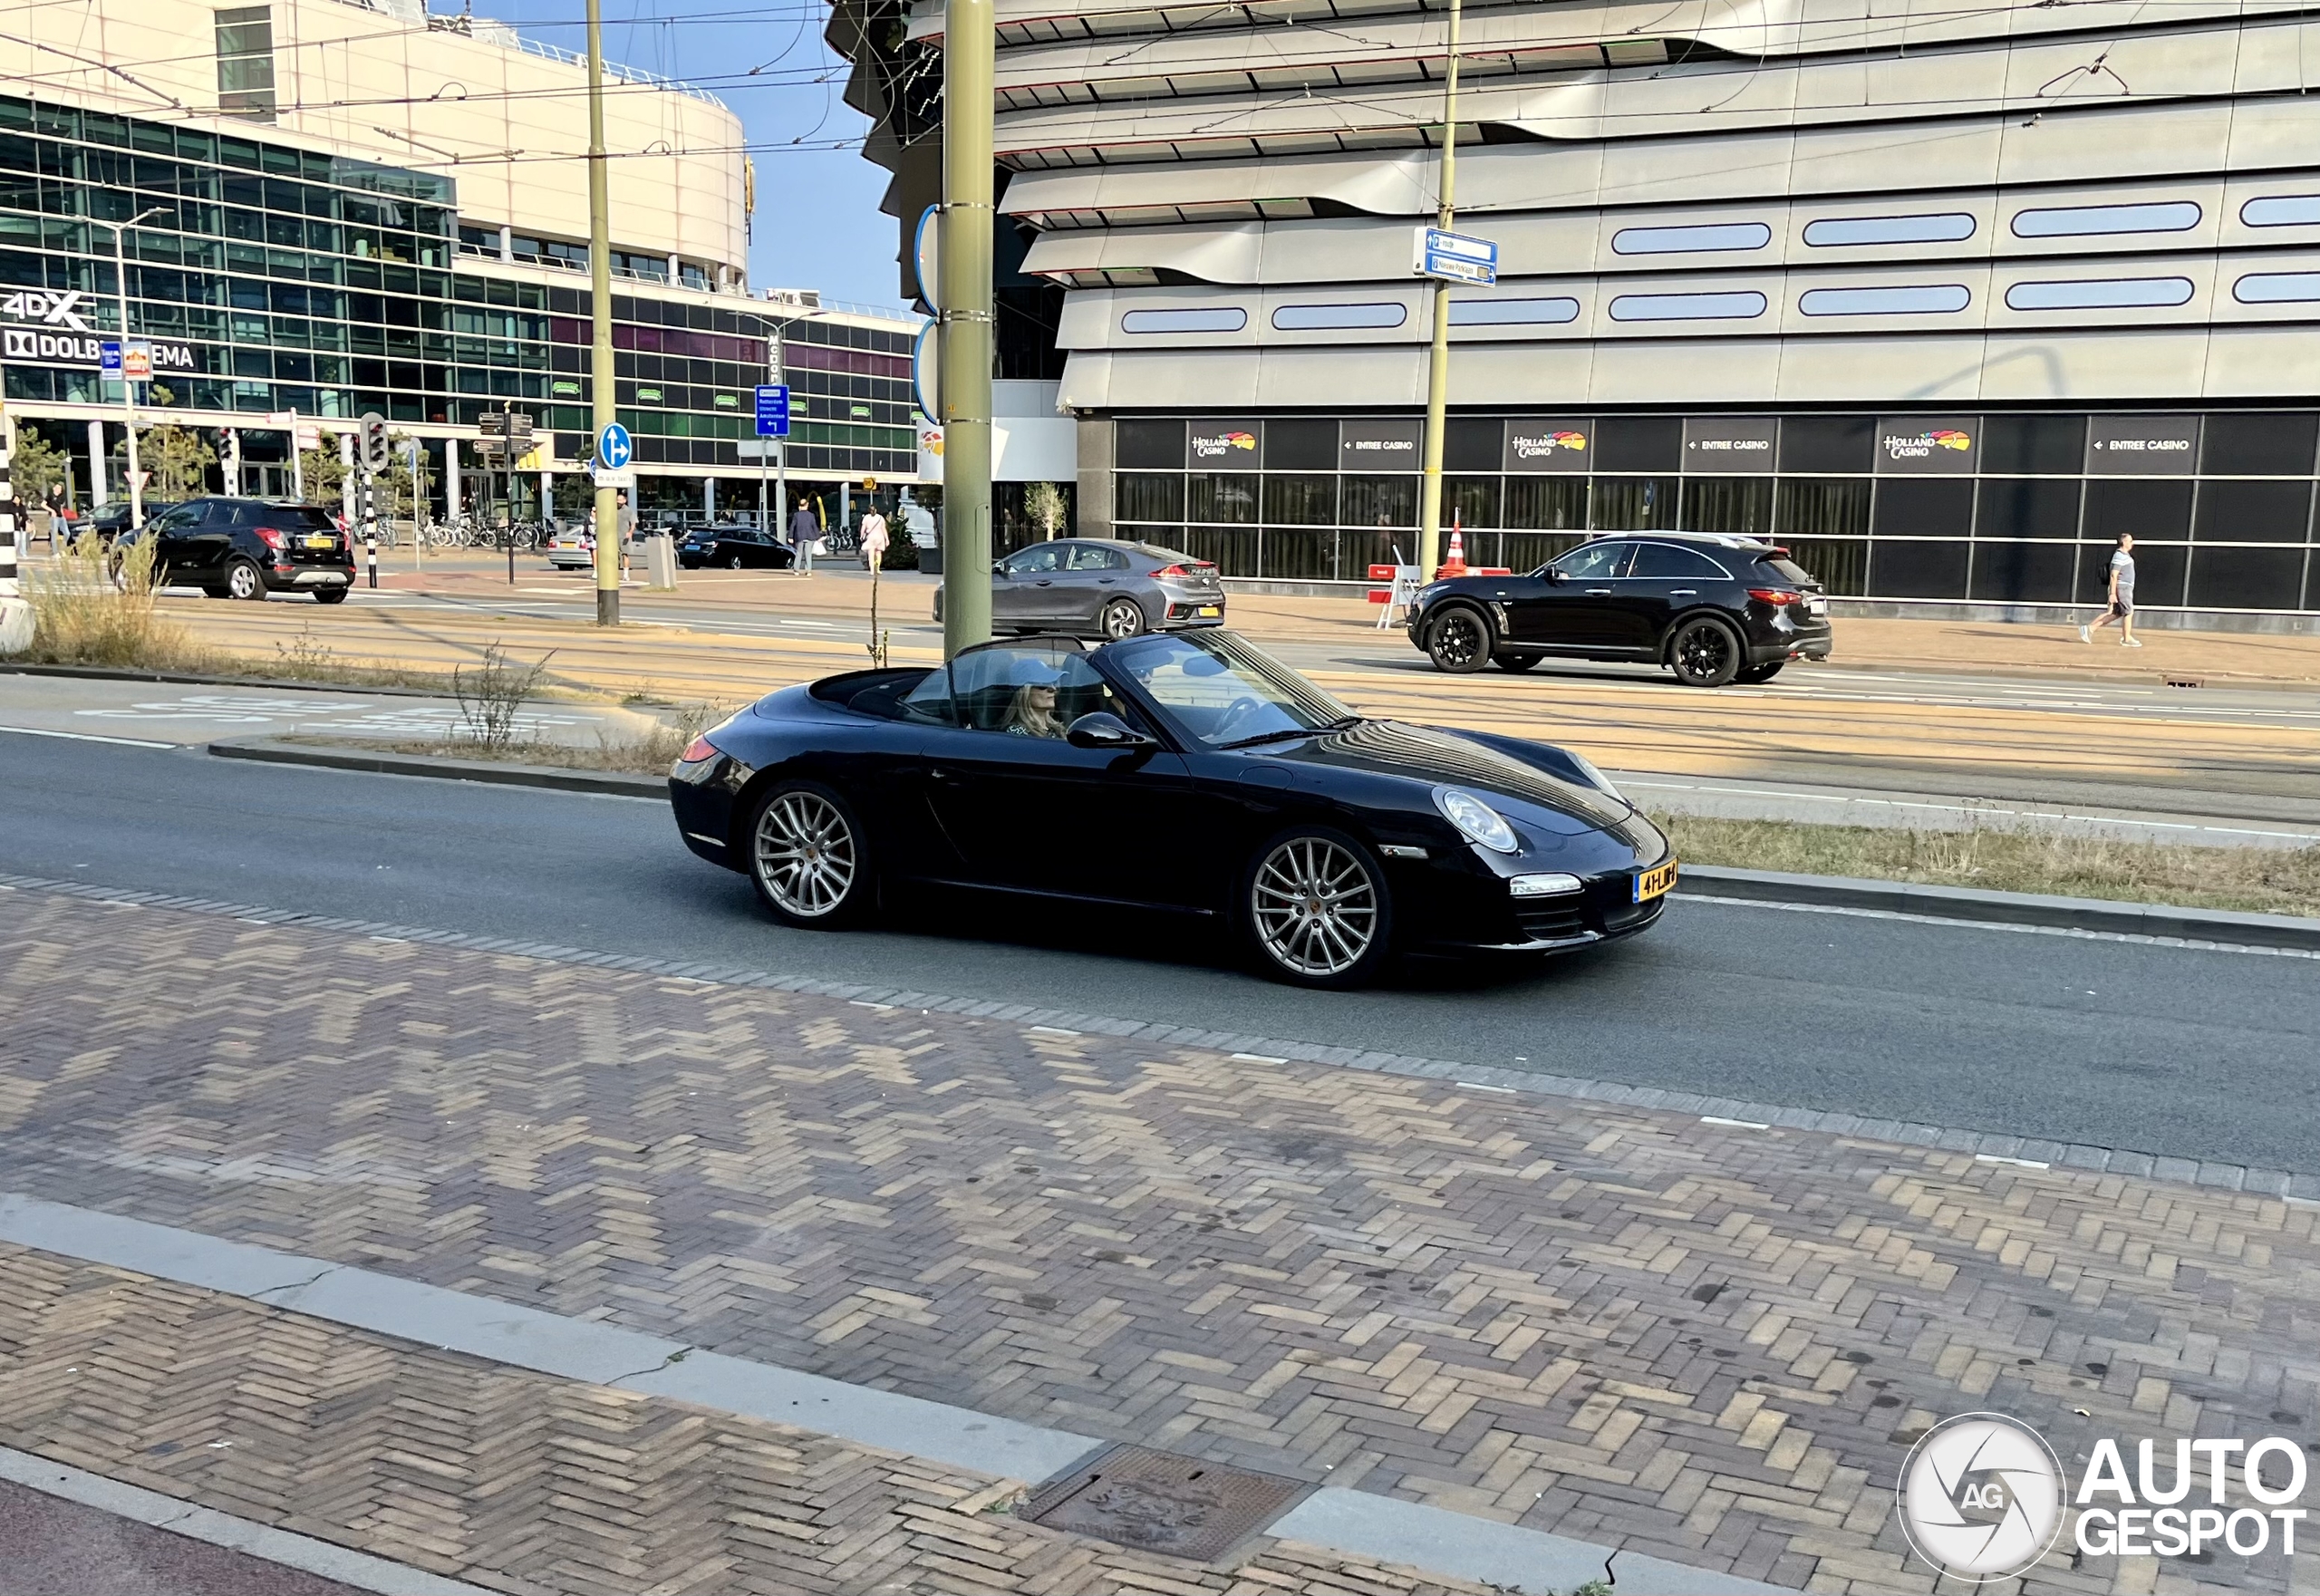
[934,537,1227,639]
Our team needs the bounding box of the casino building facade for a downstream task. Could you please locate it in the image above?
[2,0,921,520]
[834,0,2320,619]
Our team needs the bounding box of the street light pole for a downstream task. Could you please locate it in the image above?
[940,0,994,659]
[99,206,166,530]
[1416,0,1464,581]
[585,0,619,626]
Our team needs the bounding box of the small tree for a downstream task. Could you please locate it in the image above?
[116,424,217,500]
[297,444,347,507]
[1024,480,1069,540]
[8,425,70,504]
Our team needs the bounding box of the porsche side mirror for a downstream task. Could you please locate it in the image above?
[1066,712,1156,752]
[992,561,1007,576]
[1548,567,1569,583]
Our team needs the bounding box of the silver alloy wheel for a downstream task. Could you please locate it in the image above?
[753,789,857,918]
[1251,836,1380,978]
[1101,598,1144,639]
[227,560,263,600]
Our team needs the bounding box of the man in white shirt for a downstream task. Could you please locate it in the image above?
[2080,533,2141,647]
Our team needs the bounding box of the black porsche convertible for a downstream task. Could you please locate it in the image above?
[668,630,1675,988]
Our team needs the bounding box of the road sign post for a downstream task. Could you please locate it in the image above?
[1416,0,1472,581]
[754,382,788,538]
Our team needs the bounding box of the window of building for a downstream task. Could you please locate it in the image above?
[1121,306,1246,334]
[1447,476,1499,528]
[1342,475,1416,528]
[1262,474,1337,524]
[2011,201,2201,238]
[1185,472,1258,524]
[2003,277,2195,311]
[1980,415,2086,475]
[1116,473,1184,521]
[1681,479,1774,538]
[2193,478,2314,542]
[2234,272,2320,305]
[215,6,277,121]
[2188,546,2308,609]
[1270,303,1406,330]
[1590,477,1678,530]
[1610,222,1771,255]
[1802,213,1977,247]
[1608,291,1766,322]
[1969,539,2079,602]
[1798,285,1970,316]
[1448,297,1580,326]
[1975,477,2082,540]
[2241,195,2320,228]
[1503,477,1589,531]
[2200,413,2317,475]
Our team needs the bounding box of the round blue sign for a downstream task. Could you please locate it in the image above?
[596,422,633,470]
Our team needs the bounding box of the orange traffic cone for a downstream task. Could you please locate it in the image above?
[1440,523,1469,579]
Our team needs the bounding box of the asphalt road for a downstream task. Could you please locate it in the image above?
[5,737,2318,1173]
[0,1480,361,1596]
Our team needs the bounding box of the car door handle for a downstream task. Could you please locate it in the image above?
[1669,588,1697,596]
[1584,587,1613,595]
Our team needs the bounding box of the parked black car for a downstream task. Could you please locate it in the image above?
[1408,532,1834,686]
[679,525,796,570]
[669,628,1672,989]
[114,497,354,602]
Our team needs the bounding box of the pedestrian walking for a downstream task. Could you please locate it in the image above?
[788,498,820,576]
[858,504,889,570]
[2080,532,2141,647]
[615,489,636,579]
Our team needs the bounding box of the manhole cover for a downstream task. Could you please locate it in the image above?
[1022,1444,1309,1562]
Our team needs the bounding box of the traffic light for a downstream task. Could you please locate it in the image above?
[359,411,389,475]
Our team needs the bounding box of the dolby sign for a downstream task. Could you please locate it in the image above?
[2,327,197,372]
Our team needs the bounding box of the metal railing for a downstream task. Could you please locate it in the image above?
[509,34,730,109]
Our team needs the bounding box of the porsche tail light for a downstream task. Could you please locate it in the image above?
[680,735,718,762]
[1748,587,1801,605]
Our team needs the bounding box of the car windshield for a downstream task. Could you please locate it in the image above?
[1108,631,1356,748]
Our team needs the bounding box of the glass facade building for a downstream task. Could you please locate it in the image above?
[1110,411,2320,614]
[0,92,919,505]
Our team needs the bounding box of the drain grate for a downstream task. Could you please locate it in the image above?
[1022,1444,1310,1562]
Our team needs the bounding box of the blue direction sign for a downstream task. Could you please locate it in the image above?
[595,421,633,469]
[99,340,122,376]
[1413,227,1498,285]
[754,383,790,438]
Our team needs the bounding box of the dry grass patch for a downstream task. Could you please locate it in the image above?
[1660,812,2320,918]
[21,533,221,671]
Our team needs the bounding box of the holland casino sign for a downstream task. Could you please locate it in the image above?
[0,291,195,372]
[1898,1414,2310,1584]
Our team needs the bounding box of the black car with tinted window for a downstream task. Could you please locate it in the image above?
[1408,531,1833,686]
[679,524,796,570]
[114,497,354,602]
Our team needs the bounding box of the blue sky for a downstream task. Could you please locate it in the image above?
[467,1,905,309]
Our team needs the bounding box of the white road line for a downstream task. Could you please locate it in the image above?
[0,724,175,749]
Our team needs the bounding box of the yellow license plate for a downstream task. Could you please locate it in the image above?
[1197,605,1221,616]
[304,536,334,548]
[1633,860,1678,903]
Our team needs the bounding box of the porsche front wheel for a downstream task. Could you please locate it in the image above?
[1242,828,1394,989]
[747,781,873,928]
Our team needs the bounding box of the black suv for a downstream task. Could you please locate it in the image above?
[1408,532,1833,686]
[118,498,355,603]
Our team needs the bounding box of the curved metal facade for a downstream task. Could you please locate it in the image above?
[839,0,2320,611]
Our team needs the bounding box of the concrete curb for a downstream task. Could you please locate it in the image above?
[1679,864,2320,953]
[208,737,665,798]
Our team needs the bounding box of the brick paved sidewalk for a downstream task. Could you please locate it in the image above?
[2,885,2315,1594]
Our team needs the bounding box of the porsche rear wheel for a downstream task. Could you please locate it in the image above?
[748,781,873,928]
[1242,828,1394,989]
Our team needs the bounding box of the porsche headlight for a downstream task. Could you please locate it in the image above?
[1435,787,1519,854]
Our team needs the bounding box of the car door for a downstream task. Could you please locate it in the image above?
[1619,542,1735,652]
[140,502,208,584]
[992,543,1064,626]
[917,643,1200,902]
[1508,540,1638,651]
[1045,542,1117,631]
